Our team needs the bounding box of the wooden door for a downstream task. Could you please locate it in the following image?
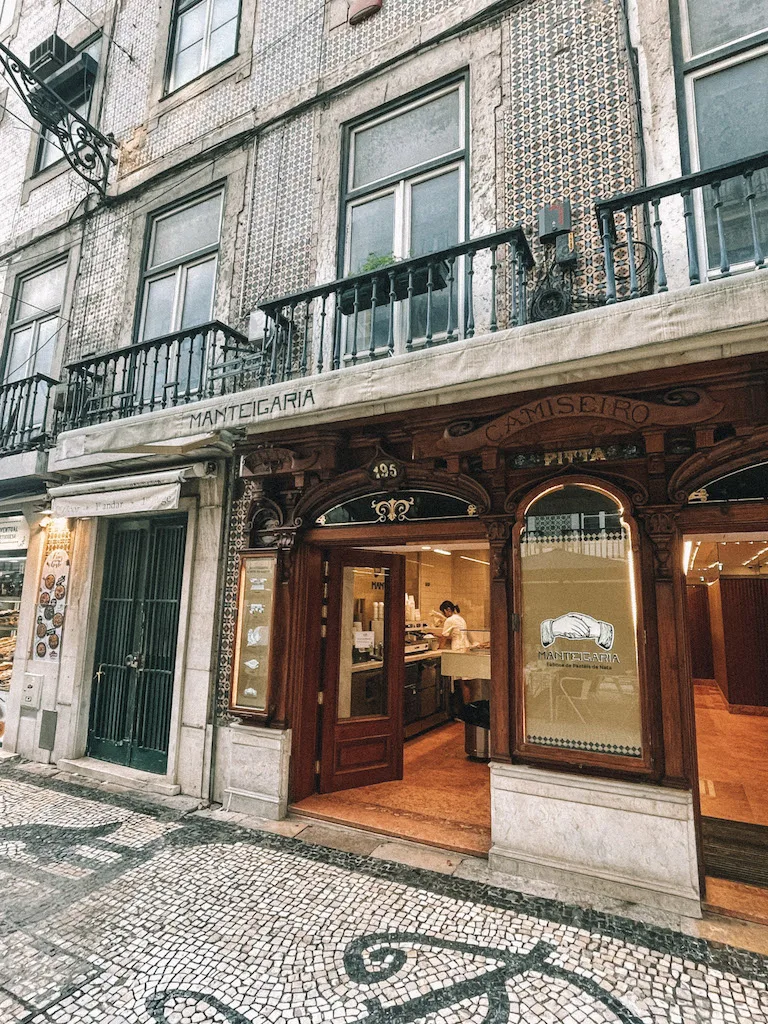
[88,515,186,773]
[319,549,405,793]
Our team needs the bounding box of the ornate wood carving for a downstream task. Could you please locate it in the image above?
[484,518,512,581]
[638,508,680,580]
[668,425,768,503]
[417,389,723,456]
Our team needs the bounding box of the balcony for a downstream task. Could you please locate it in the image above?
[59,321,256,431]
[596,150,768,302]
[256,227,534,384]
[0,374,57,456]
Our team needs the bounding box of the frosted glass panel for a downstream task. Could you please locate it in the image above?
[348,193,395,272]
[4,326,33,383]
[695,55,768,267]
[521,486,643,758]
[410,169,459,256]
[181,257,216,328]
[16,263,67,320]
[142,274,176,341]
[695,56,768,168]
[150,192,222,268]
[686,0,767,55]
[352,89,461,189]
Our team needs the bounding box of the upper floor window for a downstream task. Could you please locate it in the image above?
[35,37,100,174]
[342,81,466,353]
[676,2,768,269]
[138,190,223,342]
[168,0,239,92]
[2,260,67,384]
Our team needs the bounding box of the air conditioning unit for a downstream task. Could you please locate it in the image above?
[29,34,77,80]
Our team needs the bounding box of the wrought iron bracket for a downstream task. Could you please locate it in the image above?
[0,41,117,195]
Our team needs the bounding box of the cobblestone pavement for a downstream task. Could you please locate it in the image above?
[1,763,767,1024]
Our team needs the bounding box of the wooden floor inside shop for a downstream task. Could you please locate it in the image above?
[292,722,491,856]
[695,683,768,827]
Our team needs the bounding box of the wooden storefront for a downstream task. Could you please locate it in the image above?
[223,353,768,890]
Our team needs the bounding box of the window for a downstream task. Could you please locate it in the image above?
[138,190,223,342]
[518,485,645,763]
[3,261,67,384]
[677,2,768,269]
[35,37,101,174]
[168,0,239,92]
[342,82,466,353]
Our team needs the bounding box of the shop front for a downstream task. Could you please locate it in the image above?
[213,357,768,914]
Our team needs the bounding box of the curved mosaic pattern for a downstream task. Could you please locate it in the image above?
[1,763,767,1024]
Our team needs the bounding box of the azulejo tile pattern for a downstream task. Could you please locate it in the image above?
[1,763,767,1024]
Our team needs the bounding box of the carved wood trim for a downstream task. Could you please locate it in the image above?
[668,425,768,503]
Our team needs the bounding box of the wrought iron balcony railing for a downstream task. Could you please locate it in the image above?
[595,150,768,303]
[254,227,534,385]
[59,321,255,430]
[0,373,57,456]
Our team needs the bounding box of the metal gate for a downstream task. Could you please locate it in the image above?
[87,515,187,773]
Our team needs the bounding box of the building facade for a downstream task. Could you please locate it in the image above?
[1,0,767,914]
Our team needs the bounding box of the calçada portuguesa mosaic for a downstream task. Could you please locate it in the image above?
[0,762,766,1023]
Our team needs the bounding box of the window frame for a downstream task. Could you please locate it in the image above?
[338,73,470,279]
[670,0,768,175]
[1,257,69,384]
[135,187,224,344]
[511,476,657,778]
[164,0,242,97]
[32,35,101,177]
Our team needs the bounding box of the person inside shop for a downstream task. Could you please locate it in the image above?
[437,599,473,715]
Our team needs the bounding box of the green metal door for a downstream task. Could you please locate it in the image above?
[87,515,187,773]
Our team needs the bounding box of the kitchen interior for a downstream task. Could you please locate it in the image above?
[295,541,493,854]
[685,535,768,845]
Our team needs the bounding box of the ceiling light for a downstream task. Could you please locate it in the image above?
[421,546,431,550]
[433,549,451,556]
[460,556,490,566]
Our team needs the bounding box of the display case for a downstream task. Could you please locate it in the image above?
[230,551,278,717]
[0,553,25,690]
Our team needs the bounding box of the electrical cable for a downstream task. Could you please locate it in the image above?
[62,0,134,63]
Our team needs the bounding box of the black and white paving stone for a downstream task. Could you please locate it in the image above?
[0,761,766,1024]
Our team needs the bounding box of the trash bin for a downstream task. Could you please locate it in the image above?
[460,699,490,760]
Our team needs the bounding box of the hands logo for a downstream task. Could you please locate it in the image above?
[541,612,614,651]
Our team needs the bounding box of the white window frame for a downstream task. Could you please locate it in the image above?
[684,40,768,277]
[342,84,467,358]
[168,0,240,93]
[137,190,224,343]
[3,260,68,384]
[679,0,767,62]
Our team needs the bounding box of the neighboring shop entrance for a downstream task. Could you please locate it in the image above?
[87,515,187,773]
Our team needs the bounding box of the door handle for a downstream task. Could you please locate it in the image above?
[125,652,144,669]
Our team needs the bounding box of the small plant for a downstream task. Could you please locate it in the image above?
[358,251,397,273]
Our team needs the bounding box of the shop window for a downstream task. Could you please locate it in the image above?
[138,189,223,342]
[341,81,466,353]
[0,514,30,748]
[168,0,239,92]
[3,260,68,385]
[34,37,101,174]
[518,484,644,761]
[676,2,768,269]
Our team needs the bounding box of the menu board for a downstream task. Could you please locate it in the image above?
[33,548,70,663]
[230,552,277,714]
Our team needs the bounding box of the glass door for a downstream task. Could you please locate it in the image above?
[319,549,405,793]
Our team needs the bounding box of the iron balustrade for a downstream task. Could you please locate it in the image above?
[256,228,534,384]
[0,373,57,455]
[60,321,255,429]
[595,150,768,303]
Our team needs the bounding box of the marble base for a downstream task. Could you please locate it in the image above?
[489,763,702,918]
[57,757,181,796]
[223,724,291,820]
